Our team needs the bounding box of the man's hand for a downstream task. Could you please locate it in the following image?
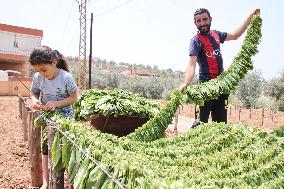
[43,101,58,111]
[250,9,261,19]
[179,82,189,92]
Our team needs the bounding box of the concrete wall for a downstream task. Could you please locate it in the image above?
[0,76,32,96]
[0,63,30,76]
[0,30,42,56]
[0,24,43,79]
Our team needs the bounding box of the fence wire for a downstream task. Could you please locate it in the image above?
[19,96,127,189]
[43,116,127,189]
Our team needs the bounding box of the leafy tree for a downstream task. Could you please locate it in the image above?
[235,69,264,108]
[106,72,121,89]
[264,70,284,111]
[92,71,108,89]
[146,77,164,99]
[67,56,185,99]
[127,77,148,97]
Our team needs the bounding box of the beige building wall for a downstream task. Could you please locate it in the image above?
[0,63,29,75]
[0,77,32,96]
[0,23,42,96]
[0,23,43,77]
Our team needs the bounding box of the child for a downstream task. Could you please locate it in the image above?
[29,46,78,189]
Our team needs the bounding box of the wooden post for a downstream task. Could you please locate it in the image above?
[261,108,264,125]
[173,110,178,134]
[21,106,28,141]
[48,127,64,189]
[28,110,43,187]
[19,97,23,119]
[238,108,241,121]
[28,107,33,144]
[22,99,26,120]
[249,108,252,119]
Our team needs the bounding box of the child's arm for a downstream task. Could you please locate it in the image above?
[31,93,43,110]
[43,91,78,111]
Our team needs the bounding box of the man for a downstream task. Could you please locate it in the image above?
[179,8,260,125]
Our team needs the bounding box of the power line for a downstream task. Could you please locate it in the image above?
[94,0,136,17]
[59,0,77,50]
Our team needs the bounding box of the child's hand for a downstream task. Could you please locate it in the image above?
[43,101,58,111]
[32,99,43,110]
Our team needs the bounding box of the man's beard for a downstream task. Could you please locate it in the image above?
[197,23,211,34]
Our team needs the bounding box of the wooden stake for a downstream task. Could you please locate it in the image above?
[28,110,43,187]
[261,108,264,125]
[48,127,64,189]
[22,107,28,141]
[270,109,274,122]
[173,110,178,134]
[19,97,23,119]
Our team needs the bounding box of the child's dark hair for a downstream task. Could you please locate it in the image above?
[29,46,69,72]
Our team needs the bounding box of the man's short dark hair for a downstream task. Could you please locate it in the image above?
[194,8,211,20]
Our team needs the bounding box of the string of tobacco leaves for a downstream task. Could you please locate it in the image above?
[127,15,262,142]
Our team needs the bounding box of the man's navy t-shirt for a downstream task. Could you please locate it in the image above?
[189,30,227,82]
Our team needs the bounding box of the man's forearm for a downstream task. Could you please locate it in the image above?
[184,65,195,85]
[183,58,197,85]
[226,9,260,41]
[230,16,251,40]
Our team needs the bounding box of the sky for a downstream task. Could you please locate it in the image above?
[1,0,283,80]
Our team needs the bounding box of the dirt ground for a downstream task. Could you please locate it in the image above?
[0,96,30,188]
[0,96,283,188]
[177,104,284,132]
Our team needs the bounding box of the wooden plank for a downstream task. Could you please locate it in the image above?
[261,108,264,125]
[21,106,28,141]
[47,127,64,189]
[28,110,43,187]
[18,97,23,119]
[174,112,178,134]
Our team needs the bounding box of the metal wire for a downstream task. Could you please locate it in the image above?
[43,116,127,189]
[21,98,127,188]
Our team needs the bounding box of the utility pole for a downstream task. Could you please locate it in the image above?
[77,0,87,90]
[89,13,93,89]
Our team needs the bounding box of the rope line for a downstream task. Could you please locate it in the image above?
[20,98,127,188]
[43,116,127,189]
